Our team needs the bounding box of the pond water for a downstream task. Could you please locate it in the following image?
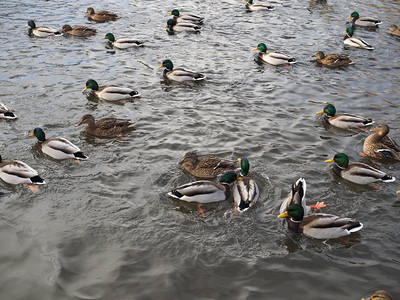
[0,0,399,299]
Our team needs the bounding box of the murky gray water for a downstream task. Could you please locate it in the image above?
[0,0,399,299]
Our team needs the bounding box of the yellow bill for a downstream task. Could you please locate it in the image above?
[278,211,289,218]
[324,158,334,163]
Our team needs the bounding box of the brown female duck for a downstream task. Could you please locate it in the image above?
[85,7,118,22]
[76,114,135,138]
[61,25,97,37]
[362,124,400,160]
[312,51,354,68]
[178,151,237,179]
[361,290,392,300]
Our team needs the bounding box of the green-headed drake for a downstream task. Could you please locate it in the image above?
[343,27,373,50]
[166,19,201,34]
[348,11,381,27]
[26,20,61,37]
[316,104,373,129]
[82,79,140,101]
[102,33,143,49]
[233,158,259,212]
[325,153,395,184]
[362,124,400,160]
[158,59,206,82]
[253,43,296,66]
[243,0,274,11]
[169,9,204,25]
[278,203,363,240]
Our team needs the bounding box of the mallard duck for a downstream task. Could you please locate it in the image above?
[158,60,206,82]
[29,128,88,160]
[388,25,400,37]
[343,27,374,50]
[167,170,237,203]
[316,104,373,129]
[348,12,382,27]
[278,203,363,239]
[243,0,274,11]
[86,7,118,22]
[233,158,259,212]
[279,178,325,216]
[253,43,296,66]
[101,33,143,49]
[0,102,17,119]
[26,20,61,37]
[312,51,354,67]
[61,25,97,37]
[361,290,393,300]
[76,114,135,138]
[0,155,45,192]
[325,153,395,184]
[178,151,237,179]
[169,9,204,25]
[82,79,140,101]
[362,124,400,160]
[166,19,201,34]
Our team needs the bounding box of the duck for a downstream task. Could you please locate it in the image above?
[76,114,135,138]
[279,178,325,216]
[0,155,45,192]
[166,19,201,34]
[29,128,88,161]
[178,151,237,179]
[243,0,275,11]
[348,12,382,27]
[101,33,143,49]
[362,124,400,160]
[61,24,97,37]
[361,290,393,300]
[343,27,374,50]
[158,60,206,82]
[0,102,17,119]
[167,170,237,203]
[26,20,61,37]
[85,7,118,22]
[312,51,354,68]
[82,79,140,101]
[388,25,400,37]
[325,153,395,184]
[233,158,259,212]
[253,43,296,66]
[316,104,373,129]
[278,203,363,240]
[169,9,204,25]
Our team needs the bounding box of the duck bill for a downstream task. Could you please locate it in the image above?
[278,211,289,218]
[347,16,352,19]
[237,158,242,163]
[369,127,379,132]
[324,158,334,163]
[101,37,106,40]
[397,190,400,194]
[76,120,83,127]
[28,133,34,137]
[168,13,172,16]
[82,86,88,92]
[316,109,324,115]
[157,64,163,69]
[252,48,258,51]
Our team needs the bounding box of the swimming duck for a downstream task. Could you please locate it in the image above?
[158,60,206,82]
[101,33,143,49]
[85,7,118,22]
[325,153,395,184]
[312,51,354,67]
[388,25,400,37]
[29,128,88,161]
[0,155,45,192]
[82,79,140,101]
[167,170,237,203]
[178,151,237,179]
[61,25,97,37]
[166,19,201,34]
[278,203,363,239]
[76,114,135,138]
[348,12,382,27]
[253,43,296,66]
[26,20,61,37]
[362,124,400,160]
[343,27,374,50]
[361,290,393,300]
[233,158,259,212]
[0,102,17,119]
[279,178,325,216]
[316,104,373,129]
[243,0,275,11]
[169,9,204,25]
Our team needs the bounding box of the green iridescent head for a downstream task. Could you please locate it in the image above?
[246,0,254,4]
[160,59,174,70]
[350,12,359,19]
[83,79,99,92]
[170,9,180,17]
[30,128,46,142]
[325,153,349,169]
[27,20,36,29]
[238,158,250,176]
[323,104,336,116]
[167,19,177,27]
[283,204,304,221]
[103,33,115,42]
[253,43,267,53]
[346,27,354,37]
[219,171,237,184]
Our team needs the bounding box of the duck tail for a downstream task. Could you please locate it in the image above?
[30,175,46,184]
[381,175,395,183]
[74,152,89,160]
